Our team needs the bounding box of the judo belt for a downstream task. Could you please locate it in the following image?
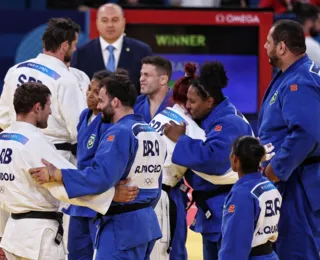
[301,156,320,166]
[11,211,63,245]
[161,183,190,254]
[93,202,151,223]
[249,241,273,256]
[186,185,233,220]
[54,142,77,156]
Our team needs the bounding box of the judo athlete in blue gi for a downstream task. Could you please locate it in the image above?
[64,70,139,260]
[219,136,282,260]
[134,56,173,123]
[164,62,253,260]
[30,71,166,260]
[134,56,189,260]
[260,19,320,260]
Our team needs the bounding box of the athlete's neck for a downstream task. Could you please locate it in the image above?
[148,86,169,118]
[279,53,306,72]
[112,108,134,124]
[16,115,37,128]
[43,51,67,67]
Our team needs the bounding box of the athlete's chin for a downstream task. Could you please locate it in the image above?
[37,122,48,129]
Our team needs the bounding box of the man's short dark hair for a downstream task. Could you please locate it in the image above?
[92,70,113,82]
[271,19,306,55]
[100,69,137,108]
[294,2,320,25]
[14,82,51,115]
[141,56,172,80]
[42,18,80,52]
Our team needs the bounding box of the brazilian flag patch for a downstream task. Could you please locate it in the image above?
[87,134,96,149]
[270,91,278,105]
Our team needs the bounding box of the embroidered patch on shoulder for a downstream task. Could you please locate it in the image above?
[290,84,298,91]
[214,125,222,132]
[107,135,115,141]
[228,205,235,213]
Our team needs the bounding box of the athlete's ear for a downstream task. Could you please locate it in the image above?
[33,102,41,114]
[60,40,69,53]
[112,97,120,108]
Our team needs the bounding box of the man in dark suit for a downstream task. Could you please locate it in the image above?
[70,3,153,93]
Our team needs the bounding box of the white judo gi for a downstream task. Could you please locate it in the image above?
[0,121,114,260]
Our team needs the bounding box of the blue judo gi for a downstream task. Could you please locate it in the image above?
[258,55,320,260]
[63,109,112,260]
[172,98,253,260]
[134,90,189,260]
[219,172,281,260]
[61,114,164,260]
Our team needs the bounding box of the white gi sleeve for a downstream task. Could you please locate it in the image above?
[57,78,86,141]
[26,137,113,214]
[43,182,114,215]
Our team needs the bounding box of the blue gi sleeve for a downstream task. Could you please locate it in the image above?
[270,84,320,181]
[172,122,236,175]
[62,127,134,198]
[219,191,257,260]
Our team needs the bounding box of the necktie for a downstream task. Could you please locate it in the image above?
[106,45,115,72]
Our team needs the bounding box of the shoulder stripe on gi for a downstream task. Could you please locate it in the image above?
[132,123,156,136]
[17,62,61,80]
[251,181,276,198]
[0,133,29,145]
[160,108,188,125]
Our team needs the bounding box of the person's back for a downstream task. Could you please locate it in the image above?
[219,136,281,260]
[1,54,85,144]
[0,18,86,162]
[151,104,206,185]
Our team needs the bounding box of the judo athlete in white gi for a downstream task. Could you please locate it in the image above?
[148,63,205,260]
[260,20,320,259]
[164,62,253,260]
[134,56,189,260]
[0,17,86,162]
[30,72,166,260]
[0,82,130,260]
[219,136,282,260]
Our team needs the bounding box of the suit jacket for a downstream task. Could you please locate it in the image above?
[71,36,153,93]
